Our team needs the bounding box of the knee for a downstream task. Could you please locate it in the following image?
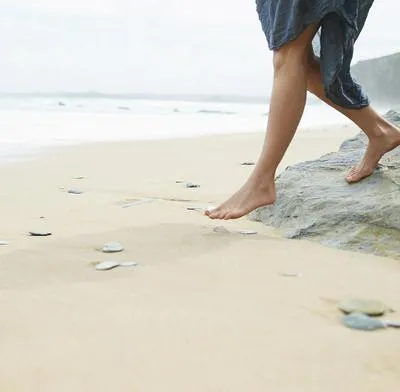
[273,45,308,72]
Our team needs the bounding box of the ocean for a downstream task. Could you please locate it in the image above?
[0,94,389,165]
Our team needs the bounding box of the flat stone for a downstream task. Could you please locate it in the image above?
[29,231,52,237]
[250,110,400,259]
[68,188,84,195]
[0,241,9,246]
[184,182,200,189]
[338,298,388,316]
[102,242,124,253]
[241,162,255,166]
[120,261,138,268]
[238,230,258,235]
[95,261,120,271]
[343,313,386,331]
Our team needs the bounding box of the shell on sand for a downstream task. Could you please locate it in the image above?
[338,298,388,316]
[102,242,124,253]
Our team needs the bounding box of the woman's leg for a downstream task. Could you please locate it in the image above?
[307,53,400,183]
[206,24,320,220]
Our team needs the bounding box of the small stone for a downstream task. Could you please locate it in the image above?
[29,231,52,237]
[184,182,200,189]
[213,226,229,234]
[68,188,84,195]
[95,261,120,271]
[238,230,258,235]
[102,242,124,253]
[342,313,386,331]
[120,261,138,268]
[241,162,255,166]
[73,176,85,180]
[338,298,388,316]
[0,241,9,246]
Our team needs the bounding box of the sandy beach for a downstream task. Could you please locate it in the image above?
[1,125,399,391]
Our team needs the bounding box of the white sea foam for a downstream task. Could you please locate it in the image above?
[0,96,390,164]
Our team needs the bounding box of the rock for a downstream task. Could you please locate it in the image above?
[0,241,9,246]
[73,176,85,180]
[238,229,258,235]
[241,162,255,166]
[119,261,138,268]
[338,298,388,316]
[351,52,400,103]
[184,182,200,189]
[102,242,124,253]
[29,231,52,237]
[68,188,84,195]
[249,110,400,259]
[95,261,120,271]
[342,313,386,331]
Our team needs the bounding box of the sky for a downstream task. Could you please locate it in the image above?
[0,0,399,95]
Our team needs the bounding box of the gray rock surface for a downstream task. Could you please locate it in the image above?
[249,110,400,259]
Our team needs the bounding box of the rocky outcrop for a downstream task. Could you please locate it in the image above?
[351,52,400,104]
[249,110,400,259]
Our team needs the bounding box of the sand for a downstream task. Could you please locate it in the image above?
[0,125,399,391]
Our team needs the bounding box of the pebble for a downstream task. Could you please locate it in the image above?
[184,182,200,189]
[95,261,120,271]
[73,176,85,180]
[238,230,258,235]
[120,261,139,268]
[68,188,84,195]
[0,241,9,246]
[241,162,255,166]
[342,313,386,331]
[102,242,124,253]
[338,298,388,317]
[95,261,138,271]
[29,231,52,237]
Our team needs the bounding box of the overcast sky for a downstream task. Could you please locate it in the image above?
[0,0,399,95]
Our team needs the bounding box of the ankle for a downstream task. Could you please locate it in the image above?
[248,171,275,188]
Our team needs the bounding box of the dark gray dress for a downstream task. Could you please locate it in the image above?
[255,0,375,109]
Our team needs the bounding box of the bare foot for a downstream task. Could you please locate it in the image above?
[205,178,276,220]
[346,124,400,183]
